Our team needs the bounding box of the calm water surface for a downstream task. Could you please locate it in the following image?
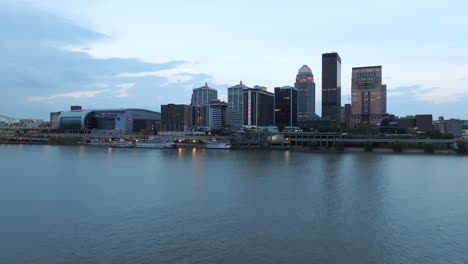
[0,145,467,263]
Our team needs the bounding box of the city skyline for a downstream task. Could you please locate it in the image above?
[1,0,468,120]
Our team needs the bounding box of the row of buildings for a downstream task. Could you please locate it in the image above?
[46,52,466,137]
[161,52,389,132]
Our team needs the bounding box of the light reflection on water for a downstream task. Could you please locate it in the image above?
[0,145,467,264]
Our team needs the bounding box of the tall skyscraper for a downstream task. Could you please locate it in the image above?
[274,86,298,126]
[226,81,248,129]
[322,53,341,125]
[191,82,218,106]
[243,86,275,127]
[161,104,193,131]
[294,65,315,122]
[351,66,387,127]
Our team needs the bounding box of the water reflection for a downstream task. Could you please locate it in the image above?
[177,147,183,158]
[1,146,468,263]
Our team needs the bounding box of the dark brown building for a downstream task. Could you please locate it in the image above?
[161,104,193,131]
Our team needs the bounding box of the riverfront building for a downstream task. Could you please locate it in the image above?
[192,105,208,129]
[226,81,248,129]
[50,112,61,129]
[274,86,298,126]
[56,108,160,134]
[435,117,465,137]
[294,65,315,122]
[243,86,275,127]
[208,99,228,131]
[161,104,193,131]
[322,53,342,126]
[351,66,387,127]
[191,82,218,106]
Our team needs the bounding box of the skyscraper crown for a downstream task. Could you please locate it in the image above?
[297,65,313,75]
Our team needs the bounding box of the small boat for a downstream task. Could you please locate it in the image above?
[205,139,232,149]
[109,139,134,148]
[135,139,174,149]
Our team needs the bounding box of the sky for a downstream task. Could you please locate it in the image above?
[1,0,467,120]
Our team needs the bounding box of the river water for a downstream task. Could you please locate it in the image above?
[0,145,467,263]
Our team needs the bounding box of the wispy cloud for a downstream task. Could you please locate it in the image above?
[387,91,403,97]
[29,83,138,102]
[390,84,468,104]
[114,83,135,98]
[29,89,110,102]
[114,66,213,87]
[0,3,213,118]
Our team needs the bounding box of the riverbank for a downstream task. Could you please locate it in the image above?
[1,133,466,155]
[1,141,465,155]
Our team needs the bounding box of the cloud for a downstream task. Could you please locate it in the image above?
[387,91,403,97]
[115,67,213,87]
[0,2,210,118]
[28,83,138,102]
[29,89,111,102]
[389,84,468,104]
[114,83,135,98]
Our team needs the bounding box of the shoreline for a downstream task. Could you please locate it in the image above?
[1,141,465,156]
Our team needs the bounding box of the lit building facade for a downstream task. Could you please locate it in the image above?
[322,53,341,125]
[226,81,248,129]
[274,86,298,126]
[191,82,218,106]
[243,86,275,127]
[161,104,193,131]
[351,66,387,127]
[192,105,208,129]
[294,65,315,122]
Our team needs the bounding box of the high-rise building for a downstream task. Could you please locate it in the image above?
[226,81,248,129]
[322,53,341,126]
[274,86,298,126]
[208,99,228,131]
[161,104,193,131]
[351,66,387,127]
[295,65,315,122]
[191,82,218,106]
[243,86,275,127]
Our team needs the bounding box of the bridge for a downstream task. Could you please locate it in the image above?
[0,115,49,131]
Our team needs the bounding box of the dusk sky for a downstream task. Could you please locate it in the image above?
[1,0,467,120]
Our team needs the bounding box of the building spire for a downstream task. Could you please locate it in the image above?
[204,82,208,87]
[240,80,243,85]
